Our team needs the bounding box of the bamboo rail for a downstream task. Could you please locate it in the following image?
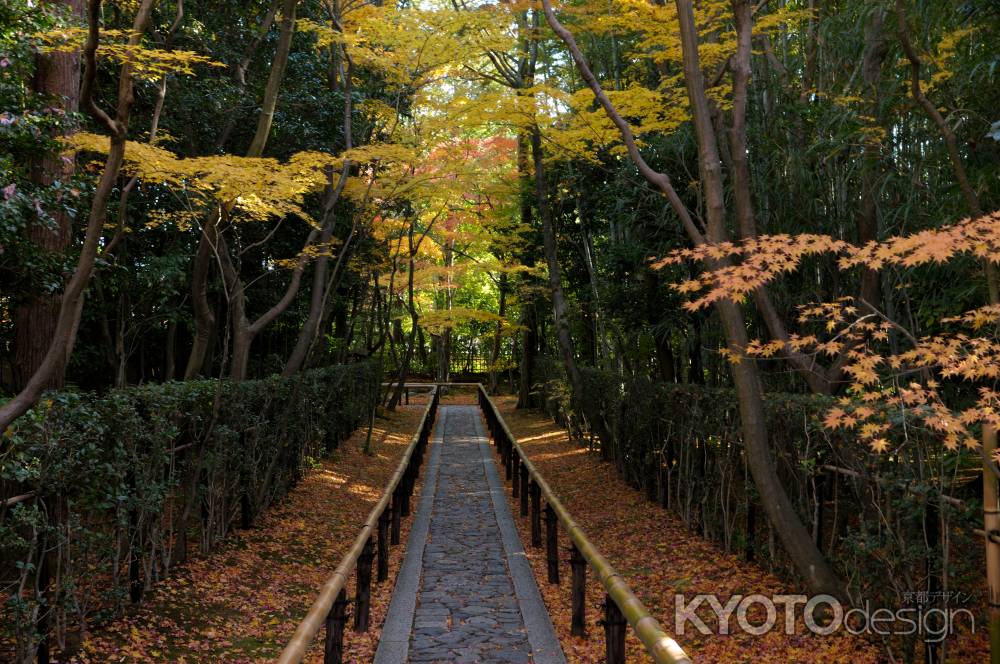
[276,386,439,664]
[475,384,692,664]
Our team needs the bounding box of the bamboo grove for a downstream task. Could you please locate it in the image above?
[2,0,1000,661]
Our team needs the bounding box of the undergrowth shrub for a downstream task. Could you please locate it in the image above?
[535,358,982,659]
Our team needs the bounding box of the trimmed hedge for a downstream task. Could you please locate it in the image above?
[0,362,378,660]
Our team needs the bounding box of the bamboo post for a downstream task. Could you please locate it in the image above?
[604,594,627,664]
[520,466,529,517]
[324,588,349,664]
[240,432,253,529]
[391,488,401,545]
[924,496,941,664]
[513,455,521,498]
[355,536,374,632]
[814,470,826,551]
[530,480,542,547]
[505,443,513,481]
[744,501,756,563]
[400,467,411,517]
[546,504,560,584]
[35,529,51,664]
[128,470,142,604]
[985,424,1000,664]
[570,543,587,636]
[377,511,390,582]
[241,491,252,530]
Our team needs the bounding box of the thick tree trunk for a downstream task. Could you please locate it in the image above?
[12,0,85,392]
[221,228,313,381]
[184,218,218,378]
[280,188,351,377]
[0,0,157,433]
[214,0,280,152]
[246,0,298,158]
[186,0,297,378]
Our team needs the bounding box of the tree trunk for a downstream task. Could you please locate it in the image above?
[516,132,539,409]
[675,0,843,598]
[186,0,297,379]
[436,238,454,382]
[387,221,419,411]
[184,218,218,378]
[281,38,355,377]
[517,301,538,408]
[12,0,85,392]
[0,0,157,433]
[540,0,844,598]
[489,272,508,394]
[858,8,887,307]
[246,0,298,158]
[645,269,675,382]
[531,125,613,449]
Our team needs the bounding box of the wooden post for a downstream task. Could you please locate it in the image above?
[241,491,252,530]
[377,511,390,582]
[530,481,541,548]
[570,543,587,636]
[520,466,529,517]
[401,467,412,517]
[324,588,349,664]
[814,470,826,551]
[128,471,142,604]
[546,504,560,584]
[35,529,51,664]
[512,455,521,497]
[505,444,513,481]
[239,430,252,530]
[391,488,402,545]
[355,536,375,632]
[985,425,1000,664]
[604,594,627,664]
[744,501,756,562]
[924,497,941,664]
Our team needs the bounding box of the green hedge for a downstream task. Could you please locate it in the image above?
[536,359,983,656]
[0,362,378,661]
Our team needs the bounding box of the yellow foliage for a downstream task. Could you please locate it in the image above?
[66,132,343,224]
[36,27,223,79]
[418,307,510,334]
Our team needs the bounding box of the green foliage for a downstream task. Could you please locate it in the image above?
[0,1,87,318]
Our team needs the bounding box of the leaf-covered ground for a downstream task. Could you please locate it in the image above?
[496,398,886,663]
[65,405,427,663]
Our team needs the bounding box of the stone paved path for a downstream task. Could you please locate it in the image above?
[374,405,565,664]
